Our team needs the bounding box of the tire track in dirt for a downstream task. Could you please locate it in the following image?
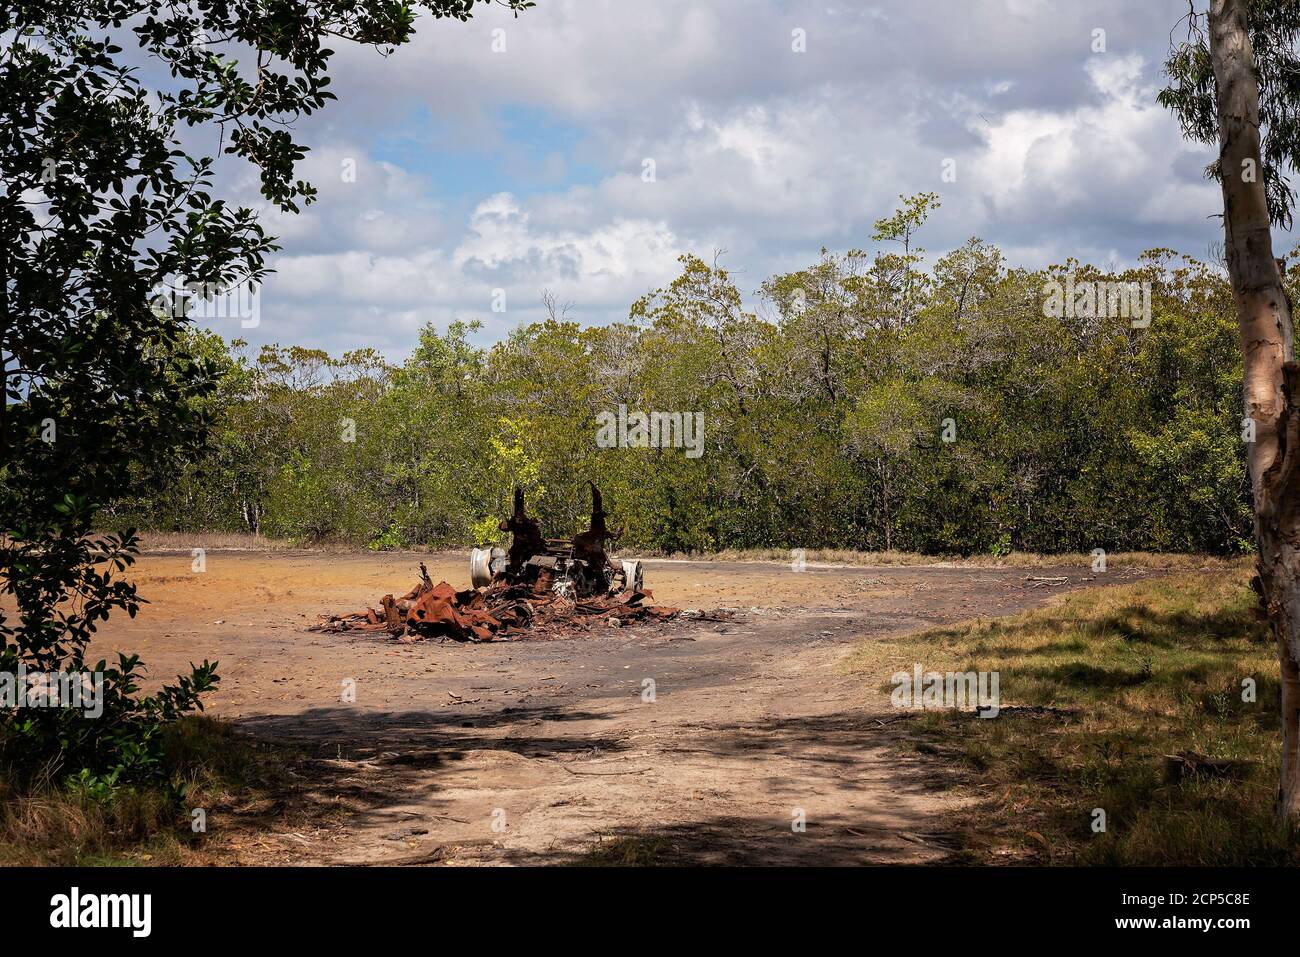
[81,553,1155,866]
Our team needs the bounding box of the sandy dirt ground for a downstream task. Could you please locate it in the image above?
[83,550,1151,865]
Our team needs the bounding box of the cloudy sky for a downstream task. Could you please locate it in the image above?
[199,0,1224,356]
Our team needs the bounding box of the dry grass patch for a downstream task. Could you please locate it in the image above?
[846,566,1298,865]
[136,531,307,552]
[0,716,298,866]
[644,547,1238,570]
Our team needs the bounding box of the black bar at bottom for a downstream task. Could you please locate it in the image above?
[0,865,1288,943]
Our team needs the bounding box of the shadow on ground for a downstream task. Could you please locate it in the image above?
[501,814,965,866]
[229,703,970,865]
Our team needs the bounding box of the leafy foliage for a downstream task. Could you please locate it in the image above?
[124,200,1257,558]
[1161,1,1300,228]
[1,1,524,787]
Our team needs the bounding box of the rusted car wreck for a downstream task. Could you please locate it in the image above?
[312,485,669,642]
[470,483,643,598]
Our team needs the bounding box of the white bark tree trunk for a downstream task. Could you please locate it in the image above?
[1208,0,1300,823]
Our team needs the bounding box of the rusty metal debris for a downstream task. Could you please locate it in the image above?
[310,486,676,642]
[499,486,545,580]
[470,484,641,598]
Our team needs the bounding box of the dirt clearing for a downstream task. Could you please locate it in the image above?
[86,550,1161,865]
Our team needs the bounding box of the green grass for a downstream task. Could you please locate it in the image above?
[134,533,1242,572]
[0,716,296,866]
[640,547,1237,569]
[578,833,677,866]
[846,567,1300,865]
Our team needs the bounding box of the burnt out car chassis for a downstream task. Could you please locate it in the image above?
[469,484,644,598]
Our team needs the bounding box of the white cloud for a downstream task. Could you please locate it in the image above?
[246,194,684,355]
[249,146,449,255]
[969,52,1219,242]
[194,0,1223,354]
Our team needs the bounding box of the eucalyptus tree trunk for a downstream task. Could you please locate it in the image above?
[1209,0,1300,823]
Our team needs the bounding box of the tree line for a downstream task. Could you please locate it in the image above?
[110,196,1258,557]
